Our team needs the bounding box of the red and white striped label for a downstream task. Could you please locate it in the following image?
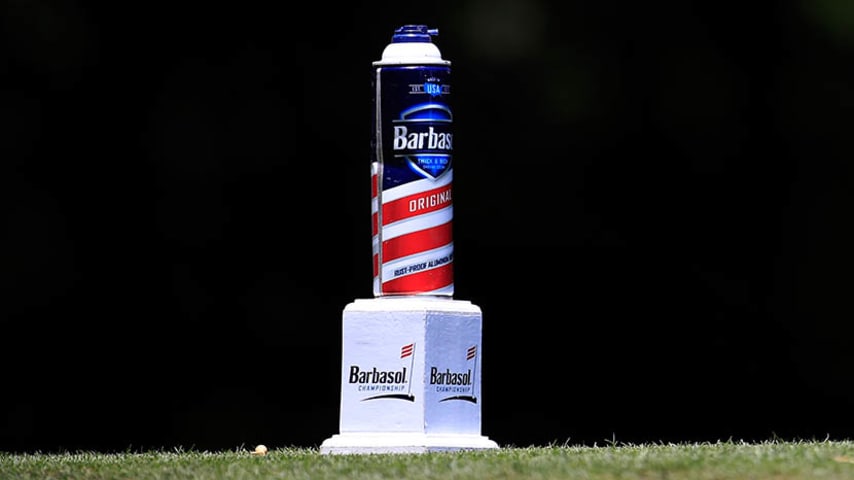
[372,162,454,296]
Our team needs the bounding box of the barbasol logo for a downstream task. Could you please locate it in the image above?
[392,103,453,179]
[433,345,478,404]
[430,367,472,386]
[349,343,416,402]
[392,126,452,151]
[349,366,407,385]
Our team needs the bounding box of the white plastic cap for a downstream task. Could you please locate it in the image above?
[373,25,451,66]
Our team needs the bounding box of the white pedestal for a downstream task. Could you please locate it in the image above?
[320,297,499,454]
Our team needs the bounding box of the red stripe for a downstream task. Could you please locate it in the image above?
[382,222,452,263]
[372,211,378,236]
[373,253,378,277]
[382,184,452,225]
[382,263,453,294]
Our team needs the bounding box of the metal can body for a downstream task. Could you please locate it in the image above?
[372,26,454,297]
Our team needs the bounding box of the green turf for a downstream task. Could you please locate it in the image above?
[2,440,854,479]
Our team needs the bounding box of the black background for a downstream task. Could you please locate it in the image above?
[3,0,854,453]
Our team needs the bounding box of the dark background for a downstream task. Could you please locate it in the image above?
[3,0,854,453]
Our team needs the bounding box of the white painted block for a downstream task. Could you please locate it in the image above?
[320,297,499,454]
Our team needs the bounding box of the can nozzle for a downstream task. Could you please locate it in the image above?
[376,24,449,65]
[391,24,439,43]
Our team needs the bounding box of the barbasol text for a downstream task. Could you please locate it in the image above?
[393,125,453,151]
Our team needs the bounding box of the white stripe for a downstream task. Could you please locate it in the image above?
[381,206,452,241]
[380,243,454,281]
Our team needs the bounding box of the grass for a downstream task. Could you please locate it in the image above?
[2,439,854,479]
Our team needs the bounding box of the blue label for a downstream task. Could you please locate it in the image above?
[373,65,452,189]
